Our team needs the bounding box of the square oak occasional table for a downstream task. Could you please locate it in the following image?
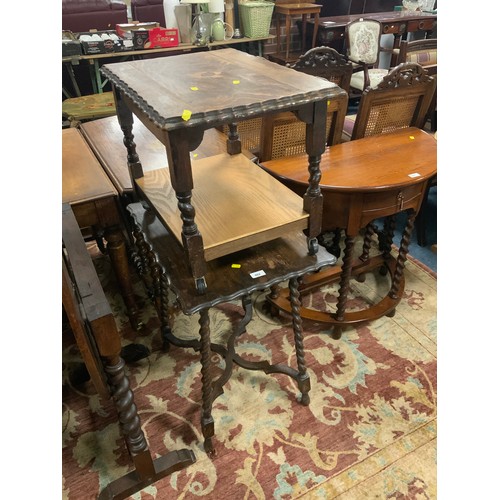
[99,48,342,454]
[100,48,344,294]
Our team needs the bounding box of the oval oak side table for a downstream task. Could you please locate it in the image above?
[260,127,437,338]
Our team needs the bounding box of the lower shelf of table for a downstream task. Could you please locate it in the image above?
[127,202,336,314]
[135,152,309,262]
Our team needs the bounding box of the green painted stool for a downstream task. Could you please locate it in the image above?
[62,92,116,126]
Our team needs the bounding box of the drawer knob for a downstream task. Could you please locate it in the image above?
[397,191,404,211]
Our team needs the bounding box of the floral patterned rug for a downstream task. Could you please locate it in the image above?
[62,243,437,499]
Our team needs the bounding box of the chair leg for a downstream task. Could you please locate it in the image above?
[415,180,434,247]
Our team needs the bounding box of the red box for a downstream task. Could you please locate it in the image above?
[118,24,179,49]
[143,27,179,49]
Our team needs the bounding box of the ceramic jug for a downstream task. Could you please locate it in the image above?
[212,18,225,41]
[211,18,234,41]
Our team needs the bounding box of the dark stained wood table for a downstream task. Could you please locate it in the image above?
[126,201,335,456]
[62,203,195,499]
[301,10,437,64]
[62,128,141,330]
[101,48,344,294]
[260,127,437,338]
[98,48,344,455]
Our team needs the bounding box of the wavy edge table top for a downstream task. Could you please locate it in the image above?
[101,48,343,131]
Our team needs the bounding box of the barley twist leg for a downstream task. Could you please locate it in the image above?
[199,309,215,456]
[289,277,310,405]
[333,234,355,339]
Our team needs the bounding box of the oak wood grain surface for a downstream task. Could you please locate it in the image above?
[101,48,340,131]
[62,128,117,204]
[261,127,437,192]
[136,153,309,260]
[80,117,231,195]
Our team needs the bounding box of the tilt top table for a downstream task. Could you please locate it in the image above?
[101,48,344,294]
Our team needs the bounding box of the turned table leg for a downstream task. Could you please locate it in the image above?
[105,226,142,330]
[389,211,416,300]
[289,277,311,405]
[332,234,355,339]
[199,308,216,456]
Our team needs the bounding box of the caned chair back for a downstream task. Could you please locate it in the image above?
[259,98,347,161]
[349,62,436,141]
[223,48,351,161]
[258,47,350,161]
[289,46,353,94]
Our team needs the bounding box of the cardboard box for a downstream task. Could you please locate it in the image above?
[77,30,127,55]
[62,31,82,57]
[115,22,159,39]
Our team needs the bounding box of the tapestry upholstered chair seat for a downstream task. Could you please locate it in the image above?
[345,18,388,95]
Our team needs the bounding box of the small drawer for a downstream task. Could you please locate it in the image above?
[407,18,436,31]
[318,27,344,43]
[359,184,425,226]
[382,23,402,34]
